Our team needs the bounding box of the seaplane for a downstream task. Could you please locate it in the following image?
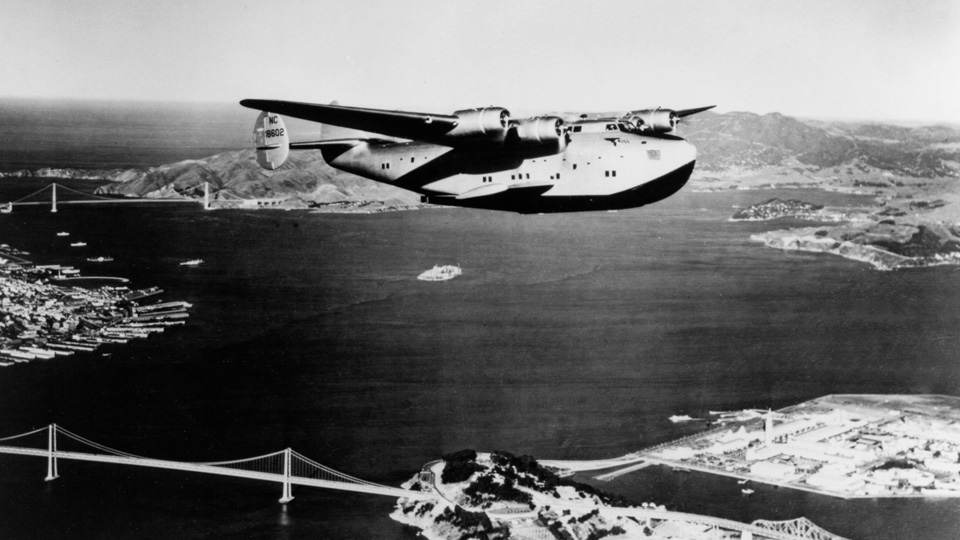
[239,99,714,213]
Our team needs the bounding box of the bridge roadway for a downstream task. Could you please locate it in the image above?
[538,455,644,472]
[11,199,197,206]
[0,445,436,501]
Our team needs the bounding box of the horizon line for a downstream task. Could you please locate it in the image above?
[0,95,957,128]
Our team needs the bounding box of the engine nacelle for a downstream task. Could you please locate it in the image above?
[447,107,511,140]
[507,116,568,157]
[629,109,678,133]
[514,116,565,145]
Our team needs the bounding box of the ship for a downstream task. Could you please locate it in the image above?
[56,232,70,236]
[417,265,462,281]
[70,242,86,247]
[179,259,204,266]
[86,257,113,262]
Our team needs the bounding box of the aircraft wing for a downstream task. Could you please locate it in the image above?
[240,99,459,142]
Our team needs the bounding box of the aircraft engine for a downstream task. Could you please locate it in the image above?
[629,109,678,133]
[448,107,512,140]
[252,111,290,169]
[514,116,565,145]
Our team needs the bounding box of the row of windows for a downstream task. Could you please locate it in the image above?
[381,156,431,170]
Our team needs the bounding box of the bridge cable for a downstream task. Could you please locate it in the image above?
[289,450,383,486]
[54,426,146,459]
[196,449,287,467]
[54,183,127,201]
[0,425,50,443]
[8,184,54,204]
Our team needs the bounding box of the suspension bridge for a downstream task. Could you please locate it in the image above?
[1,182,281,212]
[0,424,436,503]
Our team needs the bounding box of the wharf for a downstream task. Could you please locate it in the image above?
[632,395,960,499]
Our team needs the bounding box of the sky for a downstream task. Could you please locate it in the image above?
[2,0,959,123]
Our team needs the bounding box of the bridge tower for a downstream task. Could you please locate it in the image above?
[279,448,294,503]
[51,184,58,213]
[45,424,59,481]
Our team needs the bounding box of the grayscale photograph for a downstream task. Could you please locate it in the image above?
[1,1,959,539]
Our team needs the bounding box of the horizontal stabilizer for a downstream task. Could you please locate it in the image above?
[289,138,388,150]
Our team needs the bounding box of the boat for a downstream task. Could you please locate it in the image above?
[738,479,749,485]
[1,203,11,214]
[672,466,691,473]
[669,415,697,423]
[179,259,204,266]
[70,242,87,247]
[417,265,462,281]
[741,488,755,495]
[87,256,113,262]
[57,232,70,236]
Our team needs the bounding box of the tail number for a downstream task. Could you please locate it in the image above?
[265,128,285,138]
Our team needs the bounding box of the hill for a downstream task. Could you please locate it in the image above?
[679,111,960,178]
[4,109,957,214]
[92,149,420,210]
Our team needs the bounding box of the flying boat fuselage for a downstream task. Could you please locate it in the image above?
[239,99,709,213]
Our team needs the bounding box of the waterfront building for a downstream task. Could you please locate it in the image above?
[749,461,795,480]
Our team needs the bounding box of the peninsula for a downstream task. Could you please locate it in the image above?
[0,244,191,365]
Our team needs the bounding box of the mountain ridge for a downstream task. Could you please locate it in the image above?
[3,110,957,205]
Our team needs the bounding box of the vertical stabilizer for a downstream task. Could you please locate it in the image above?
[253,111,290,170]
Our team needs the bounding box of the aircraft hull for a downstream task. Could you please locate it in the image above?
[422,161,695,214]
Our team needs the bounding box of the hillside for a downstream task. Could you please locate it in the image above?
[92,149,420,209]
[679,111,960,178]
[5,110,958,216]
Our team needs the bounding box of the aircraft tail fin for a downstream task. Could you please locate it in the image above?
[252,111,290,170]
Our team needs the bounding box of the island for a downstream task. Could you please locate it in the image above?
[641,395,960,499]
[740,205,960,270]
[391,449,848,540]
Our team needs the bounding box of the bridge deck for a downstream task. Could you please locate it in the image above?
[0,445,435,501]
